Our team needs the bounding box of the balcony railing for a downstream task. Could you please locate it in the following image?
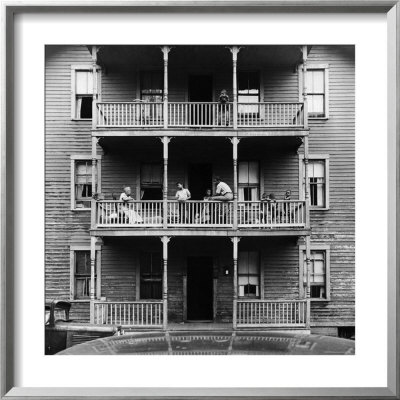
[94,300,164,327]
[95,102,305,129]
[236,299,309,328]
[237,102,304,127]
[238,200,306,227]
[167,200,233,227]
[95,200,163,227]
[168,102,232,127]
[94,200,306,229]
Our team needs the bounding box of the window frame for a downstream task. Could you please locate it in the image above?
[69,245,101,302]
[139,70,164,102]
[298,63,330,119]
[299,154,330,210]
[298,244,331,301]
[238,160,260,202]
[238,250,261,299]
[70,65,101,121]
[70,155,102,211]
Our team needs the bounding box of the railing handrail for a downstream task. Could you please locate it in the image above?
[168,101,233,105]
[238,101,304,105]
[97,101,163,105]
[236,299,306,303]
[238,200,304,204]
[97,200,162,203]
[94,300,163,304]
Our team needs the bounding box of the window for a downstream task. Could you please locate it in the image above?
[140,252,162,299]
[74,160,92,208]
[71,66,100,120]
[300,156,329,209]
[300,65,329,118]
[238,71,260,115]
[238,251,260,298]
[141,163,162,200]
[303,251,327,299]
[73,251,95,300]
[140,71,163,102]
[71,156,101,210]
[238,161,259,201]
[299,245,330,301]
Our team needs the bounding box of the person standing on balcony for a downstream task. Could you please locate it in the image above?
[211,177,233,201]
[175,182,191,224]
[218,89,230,126]
[201,189,213,224]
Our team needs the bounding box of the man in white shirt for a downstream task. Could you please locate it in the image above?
[212,177,233,201]
[175,182,191,223]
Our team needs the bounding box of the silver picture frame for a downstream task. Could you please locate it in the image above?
[1,1,399,398]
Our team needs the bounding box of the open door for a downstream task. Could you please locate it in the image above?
[188,163,213,200]
[188,75,213,125]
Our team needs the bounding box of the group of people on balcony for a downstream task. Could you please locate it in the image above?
[110,180,293,226]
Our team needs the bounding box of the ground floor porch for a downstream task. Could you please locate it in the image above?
[85,236,312,331]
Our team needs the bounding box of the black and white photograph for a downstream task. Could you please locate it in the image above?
[44,44,355,355]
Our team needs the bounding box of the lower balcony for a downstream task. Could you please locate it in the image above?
[93,299,309,330]
[93,200,306,230]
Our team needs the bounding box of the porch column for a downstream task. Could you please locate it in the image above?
[161,236,170,330]
[91,137,98,229]
[229,46,241,129]
[231,137,240,229]
[89,236,97,323]
[304,136,310,228]
[231,236,240,329]
[161,46,171,129]
[301,45,309,130]
[91,45,98,130]
[305,235,311,329]
[160,137,171,228]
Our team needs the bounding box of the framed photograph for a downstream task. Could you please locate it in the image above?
[1,1,399,398]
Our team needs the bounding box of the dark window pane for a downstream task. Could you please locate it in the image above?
[75,251,90,275]
[80,96,93,118]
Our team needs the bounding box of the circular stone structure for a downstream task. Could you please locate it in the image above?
[57,331,355,355]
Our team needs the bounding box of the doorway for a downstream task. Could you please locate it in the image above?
[188,75,213,125]
[188,164,213,200]
[186,257,214,321]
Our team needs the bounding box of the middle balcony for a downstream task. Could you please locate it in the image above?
[90,137,309,236]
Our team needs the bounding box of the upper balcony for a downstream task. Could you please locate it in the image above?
[90,45,310,137]
[95,101,306,132]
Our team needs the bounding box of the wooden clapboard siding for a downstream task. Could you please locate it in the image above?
[102,68,137,102]
[45,45,96,320]
[262,238,300,300]
[303,45,355,326]
[262,67,299,102]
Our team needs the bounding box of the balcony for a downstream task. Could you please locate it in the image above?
[95,101,305,130]
[93,200,306,230]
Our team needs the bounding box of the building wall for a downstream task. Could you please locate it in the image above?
[45,44,355,331]
[302,45,355,327]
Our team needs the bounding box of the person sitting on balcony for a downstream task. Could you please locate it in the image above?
[211,177,233,202]
[175,182,191,223]
[218,89,229,126]
[119,186,142,224]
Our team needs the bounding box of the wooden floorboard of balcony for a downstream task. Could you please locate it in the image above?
[92,128,309,138]
[90,227,311,237]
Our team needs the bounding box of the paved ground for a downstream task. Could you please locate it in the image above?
[58,331,355,355]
